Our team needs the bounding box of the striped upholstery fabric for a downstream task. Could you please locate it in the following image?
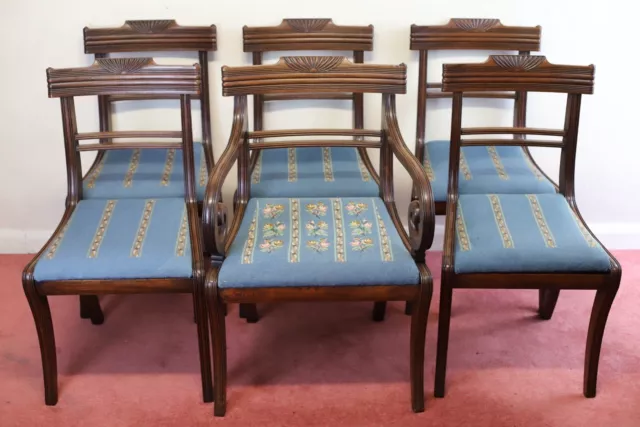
[454,194,611,273]
[424,140,556,202]
[33,198,192,281]
[250,147,379,198]
[218,197,418,287]
[83,144,208,200]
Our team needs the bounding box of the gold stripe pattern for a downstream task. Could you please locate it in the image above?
[373,201,393,261]
[423,148,436,181]
[252,152,262,184]
[487,146,509,180]
[242,205,259,264]
[322,148,335,182]
[175,206,189,256]
[46,221,71,259]
[123,150,141,188]
[455,203,471,251]
[460,151,472,180]
[160,149,176,186]
[287,148,297,182]
[569,209,597,247]
[488,195,514,248]
[86,153,107,189]
[527,195,556,248]
[289,199,301,262]
[332,199,346,262]
[87,200,117,258]
[523,152,545,181]
[131,200,156,257]
[198,152,207,187]
[356,149,371,182]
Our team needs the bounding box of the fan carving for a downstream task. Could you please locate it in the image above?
[493,55,546,71]
[452,18,500,31]
[283,56,345,72]
[96,58,154,74]
[284,18,332,32]
[125,20,176,33]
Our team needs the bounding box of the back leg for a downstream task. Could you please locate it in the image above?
[79,295,104,325]
[372,302,386,322]
[239,303,259,323]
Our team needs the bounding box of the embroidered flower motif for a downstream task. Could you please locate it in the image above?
[307,238,330,252]
[349,219,373,236]
[263,222,286,238]
[350,237,374,252]
[305,220,328,236]
[345,202,368,216]
[305,202,328,217]
[263,204,285,219]
[260,239,284,253]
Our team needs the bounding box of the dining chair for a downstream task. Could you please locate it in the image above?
[238,18,378,322]
[202,56,435,416]
[435,54,620,399]
[23,58,212,405]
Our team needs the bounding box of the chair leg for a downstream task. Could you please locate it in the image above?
[405,302,413,316]
[205,271,227,417]
[79,295,104,325]
[434,282,453,398]
[23,283,58,405]
[372,302,386,322]
[193,286,213,403]
[584,286,618,398]
[192,293,197,324]
[410,271,433,413]
[538,289,560,320]
[239,303,259,323]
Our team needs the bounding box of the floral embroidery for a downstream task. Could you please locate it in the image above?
[87,200,117,258]
[349,219,373,236]
[332,199,346,262]
[351,237,374,252]
[263,204,285,219]
[46,221,71,259]
[488,194,514,248]
[260,239,284,253]
[252,152,262,184]
[322,148,334,182]
[198,154,208,188]
[460,151,472,181]
[288,148,297,182]
[307,238,330,252]
[306,202,328,217]
[160,149,176,186]
[175,207,189,257]
[123,150,141,188]
[131,200,156,257]
[86,154,107,189]
[423,148,436,181]
[356,150,371,182]
[455,204,471,251]
[524,152,545,181]
[263,222,286,238]
[306,220,328,236]
[526,195,556,248]
[487,146,509,180]
[345,201,368,216]
[373,202,393,261]
[241,208,258,264]
[569,209,597,248]
[289,199,300,262]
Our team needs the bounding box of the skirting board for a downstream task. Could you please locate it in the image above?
[2,222,640,254]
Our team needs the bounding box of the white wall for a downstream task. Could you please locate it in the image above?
[1,0,638,252]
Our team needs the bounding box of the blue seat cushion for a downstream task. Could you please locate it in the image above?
[34,198,193,281]
[218,197,419,288]
[83,143,207,200]
[424,140,556,202]
[250,147,379,198]
[454,194,611,274]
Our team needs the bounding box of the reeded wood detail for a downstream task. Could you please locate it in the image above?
[47,59,201,98]
[443,55,595,94]
[410,18,541,51]
[84,20,217,53]
[221,57,406,96]
[243,19,373,52]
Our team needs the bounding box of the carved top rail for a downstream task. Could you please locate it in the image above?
[84,20,217,53]
[47,58,201,98]
[442,55,594,94]
[221,56,405,96]
[243,19,373,52]
[410,18,541,51]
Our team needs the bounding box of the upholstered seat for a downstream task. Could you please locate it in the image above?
[34,198,192,281]
[83,144,208,200]
[424,140,556,201]
[250,147,379,198]
[218,197,419,288]
[454,193,611,274]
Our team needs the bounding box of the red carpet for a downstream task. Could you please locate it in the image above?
[1,252,639,426]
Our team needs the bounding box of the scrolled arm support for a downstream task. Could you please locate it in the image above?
[202,95,247,260]
[382,94,435,258]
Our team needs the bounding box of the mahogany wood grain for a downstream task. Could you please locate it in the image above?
[75,130,182,140]
[249,139,381,150]
[249,128,381,138]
